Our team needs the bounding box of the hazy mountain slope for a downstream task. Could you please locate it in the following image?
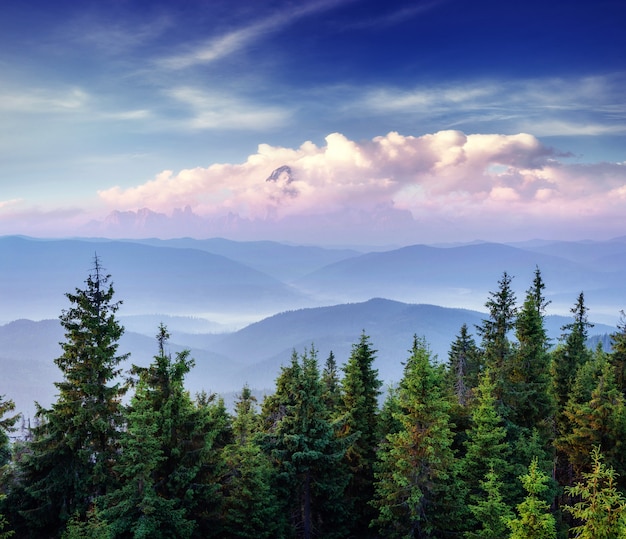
[0,299,617,420]
[127,237,361,281]
[0,236,310,322]
[294,242,619,319]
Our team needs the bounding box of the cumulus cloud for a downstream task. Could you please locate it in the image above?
[98,130,626,242]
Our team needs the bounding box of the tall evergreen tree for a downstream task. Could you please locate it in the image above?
[476,271,517,408]
[321,351,342,415]
[16,256,128,535]
[557,350,626,487]
[446,323,481,406]
[460,369,513,523]
[0,396,18,539]
[465,468,514,539]
[552,292,594,493]
[510,267,554,437]
[339,332,382,538]
[220,387,280,539]
[609,310,626,395]
[371,336,462,538]
[505,458,557,539]
[564,446,626,539]
[261,347,349,539]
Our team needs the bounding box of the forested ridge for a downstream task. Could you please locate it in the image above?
[1,258,626,538]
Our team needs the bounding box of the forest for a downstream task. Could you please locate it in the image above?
[1,256,626,538]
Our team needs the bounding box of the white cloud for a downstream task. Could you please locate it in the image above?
[97,131,626,237]
[167,87,289,130]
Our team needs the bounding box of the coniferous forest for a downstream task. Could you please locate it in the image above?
[1,257,626,538]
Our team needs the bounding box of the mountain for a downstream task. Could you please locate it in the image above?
[1,299,617,421]
[294,241,625,321]
[0,236,310,323]
[122,237,361,282]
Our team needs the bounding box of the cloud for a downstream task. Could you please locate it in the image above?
[353,74,626,137]
[97,130,626,241]
[158,0,354,70]
[166,87,289,130]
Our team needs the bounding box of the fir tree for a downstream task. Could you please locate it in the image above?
[339,332,382,538]
[510,267,554,437]
[460,369,513,523]
[16,256,128,535]
[321,351,342,415]
[564,446,626,539]
[609,311,626,395]
[465,468,513,539]
[506,458,557,539]
[476,272,517,408]
[261,346,349,539]
[446,323,481,406]
[220,388,279,539]
[371,336,462,538]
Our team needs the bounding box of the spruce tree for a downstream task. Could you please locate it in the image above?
[476,271,517,408]
[557,351,626,487]
[609,311,626,395]
[321,351,342,415]
[220,387,279,539]
[465,468,513,539]
[261,347,349,539]
[510,267,554,437]
[564,447,626,539]
[460,369,513,525]
[339,332,382,537]
[446,323,481,406]
[17,256,128,535]
[506,458,557,539]
[371,336,462,538]
[552,292,594,492]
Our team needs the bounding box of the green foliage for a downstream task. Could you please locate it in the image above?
[446,323,481,406]
[465,469,514,539]
[15,256,128,535]
[506,458,557,539]
[477,271,517,385]
[460,370,513,514]
[261,346,350,539]
[339,332,382,537]
[372,336,462,538]
[564,447,626,539]
[61,507,111,539]
[609,311,626,395]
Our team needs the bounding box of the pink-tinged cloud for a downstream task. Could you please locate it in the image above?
[98,130,626,236]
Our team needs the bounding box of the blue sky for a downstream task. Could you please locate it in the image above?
[1,0,625,244]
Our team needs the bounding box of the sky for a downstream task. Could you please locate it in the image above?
[1,0,625,246]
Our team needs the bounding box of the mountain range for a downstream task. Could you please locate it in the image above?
[1,234,624,419]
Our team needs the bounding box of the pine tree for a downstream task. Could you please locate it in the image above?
[609,311,626,395]
[476,272,517,408]
[17,256,128,535]
[446,323,481,406]
[564,446,626,539]
[321,351,342,415]
[465,468,513,539]
[261,346,349,539]
[510,267,554,437]
[339,332,382,537]
[557,351,626,487]
[505,458,557,539]
[220,388,280,539]
[552,292,594,492]
[371,336,462,538]
[460,369,513,524]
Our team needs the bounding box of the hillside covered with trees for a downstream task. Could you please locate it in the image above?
[1,258,626,538]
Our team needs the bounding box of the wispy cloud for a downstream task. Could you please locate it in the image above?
[158,0,354,69]
[167,87,290,130]
[350,73,626,136]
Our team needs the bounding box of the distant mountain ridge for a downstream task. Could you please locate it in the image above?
[0,298,617,421]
